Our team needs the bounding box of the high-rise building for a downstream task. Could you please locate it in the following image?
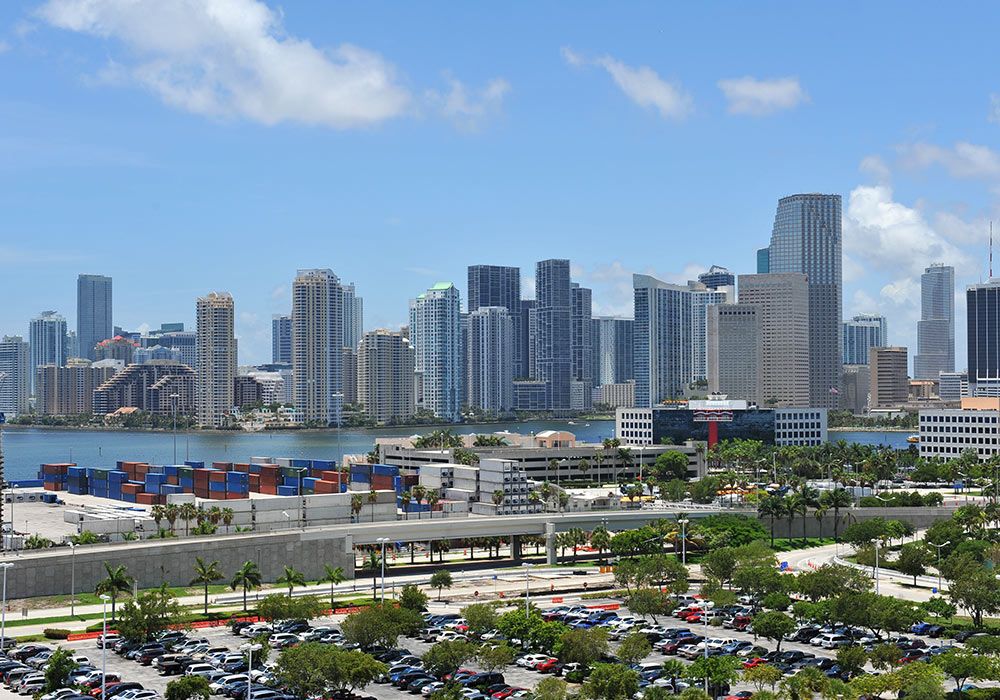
[570,283,593,409]
[467,306,514,414]
[764,193,842,408]
[593,317,634,386]
[357,329,416,424]
[271,314,292,364]
[36,358,121,415]
[690,282,733,382]
[633,274,692,407]
[915,264,955,379]
[342,347,357,406]
[737,273,810,407]
[0,336,30,417]
[870,346,909,408]
[841,365,871,414]
[520,300,536,379]
[535,259,572,410]
[94,336,139,364]
[292,269,344,427]
[195,292,237,428]
[939,371,969,402]
[468,265,523,377]
[76,274,112,361]
[142,324,196,368]
[756,248,770,273]
[968,281,1000,396]
[842,314,888,366]
[29,311,67,395]
[707,303,761,403]
[698,265,736,290]
[409,282,462,421]
[93,361,195,415]
[341,283,364,351]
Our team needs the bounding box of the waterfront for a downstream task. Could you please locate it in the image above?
[0,422,914,481]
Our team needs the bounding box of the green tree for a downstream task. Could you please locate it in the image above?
[230,560,262,612]
[534,677,570,700]
[340,603,423,649]
[329,649,385,694]
[399,583,428,611]
[477,643,516,673]
[422,640,478,678]
[117,584,180,642]
[617,631,652,665]
[319,565,346,609]
[461,603,498,637]
[165,675,212,700]
[660,659,687,693]
[750,610,796,652]
[653,451,690,481]
[685,656,744,698]
[554,627,609,666]
[95,561,133,620]
[626,587,674,622]
[743,664,783,691]
[190,556,224,615]
[869,643,903,671]
[276,565,306,598]
[580,663,640,700]
[947,560,1000,627]
[819,487,854,542]
[757,496,787,547]
[430,570,453,601]
[835,646,867,679]
[273,642,338,698]
[701,547,739,588]
[933,648,996,693]
[43,648,78,692]
[896,542,932,585]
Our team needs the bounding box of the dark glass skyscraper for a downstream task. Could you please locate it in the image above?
[76,274,112,360]
[271,314,292,364]
[536,259,572,410]
[570,283,593,408]
[593,317,634,385]
[467,265,522,376]
[765,194,842,409]
[967,281,1000,395]
[915,264,955,379]
[698,265,735,290]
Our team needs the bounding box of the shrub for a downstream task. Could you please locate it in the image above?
[43,628,71,640]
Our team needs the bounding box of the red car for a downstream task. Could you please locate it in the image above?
[742,658,768,669]
[80,674,121,689]
[493,688,528,699]
[444,669,476,681]
[724,693,753,700]
[535,658,560,673]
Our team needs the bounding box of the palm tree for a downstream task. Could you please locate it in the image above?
[367,489,378,522]
[492,490,506,510]
[819,487,854,542]
[539,483,554,512]
[590,526,611,564]
[813,503,829,540]
[363,551,381,601]
[578,458,591,486]
[528,490,542,510]
[208,506,223,528]
[150,505,165,531]
[785,493,809,546]
[567,528,587,564]
[548,458,559,483]
[318,565,345,609]
[617,447,633,482]
[276,565,306,597]
[350,494,364,523]
[179,502,198,536]
[221,508,235,534]
[400,492,411,520]
[757,496,786,547]
[230,560,262,612]
[95,562,133,621]
[412,486,426,520]
[164,503,179,534]
[191,557,224,614]
[427,491,440,518]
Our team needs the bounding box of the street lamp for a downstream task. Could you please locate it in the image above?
[376,537,390,604]
[677,519,690,565]
[100,594,111,700]
[240,642,262,700]
[0,562,12,650]
[169,394,180,465]
[873,541,881,595]
[638,445,645,483]
[522,563,533,616]
[930,540,951,593]
[68,543,77,617]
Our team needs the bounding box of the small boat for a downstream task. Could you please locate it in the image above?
[906,434,919,444]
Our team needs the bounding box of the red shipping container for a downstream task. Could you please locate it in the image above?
[43,482,65,491]
[213,462,233,470]
[233,463,250,473]
[259,484,277,495]
[319,471,342,482]
[209,472,226,482]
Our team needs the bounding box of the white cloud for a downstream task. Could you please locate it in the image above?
[897,141,1000,180]
[0,41,10,53]
[563,47,692,120]
[576,260,708,318]
[717,76,807,116]
[859,155,891,184]
[37,0,411,129]
[426,75,510,130]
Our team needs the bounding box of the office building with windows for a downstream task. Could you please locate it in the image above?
[0,336,30,417]
[698,265,735,290]
[468,265,523,377]
[358,329,415,424]
[29,311,68,395]
[271,314,292,364]
[467,306,514,414]
[76,274,112,361]
[292,269,344,426]
[535,259,572,410]
[843,314,887,366]
[870,346,909,408]
[195,292,237,428]
[915,264,955,379]
[410,282,462,421]
[691,282,733,382]
[633,274,692,407]
[593,317,634,386]
[707,303,761,403]
[967,280,1000,396]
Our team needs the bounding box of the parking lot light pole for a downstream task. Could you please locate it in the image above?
[522,563,533,616]
[0,562,12,650]
[241,642,262,700]
[703,606,709,693]
[930,540,951,592]
[874,541,881,595]
[678,519,690,565]
[100,594,110,700]
[377,537,390,604]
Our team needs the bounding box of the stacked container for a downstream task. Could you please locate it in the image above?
[39,463,73,491]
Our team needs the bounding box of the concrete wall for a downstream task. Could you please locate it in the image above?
[3,529,352,599]
[761,506,958,540]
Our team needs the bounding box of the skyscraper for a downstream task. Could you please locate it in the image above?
[738,273,810,407]
[76,274,112,361]
[593,317,634,386]
[520,299,536,379]
[341,283,364,351]
[690,282,733,382]
[467,306,514,414]
[842,314,888,365]
[409,282,462,421]
[271,314,292,364]
[570,283,594,409]
[195,292,237,428]
[357,329,415,424]
[0,336,30,417]
[633,274,692,407]
[764,193,842,408]
[698,265,736,290]
[468,265,523,376]
[535,259,572,410]
[967,281,1000,395]
[29,311,67,394]
[914,264,955,379]
[870,346,909,408]
[292,269,344,426]
[707,303,761,403]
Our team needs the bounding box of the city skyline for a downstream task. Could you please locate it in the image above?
[1,1,998,367]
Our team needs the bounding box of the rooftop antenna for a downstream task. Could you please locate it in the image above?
[991,220,994,279]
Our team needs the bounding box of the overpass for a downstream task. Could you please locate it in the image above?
[0,505,956,599]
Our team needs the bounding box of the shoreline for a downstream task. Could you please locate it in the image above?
[828,426,913,433]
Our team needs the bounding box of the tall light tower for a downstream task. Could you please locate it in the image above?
[0,372,7,552]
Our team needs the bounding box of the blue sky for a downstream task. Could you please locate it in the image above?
[1,1,999,367]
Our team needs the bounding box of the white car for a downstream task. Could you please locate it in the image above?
[185,663,217,678]
[210,675,247,695]
[516,653,551,668]
[241,624,271,638]
[435,630,467,643]
[41,690,78,700]
[117,691,160,700]
[421,682,445,696]
[269,633,300,648]
[16,673,45,694]
[97,633,121,648]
